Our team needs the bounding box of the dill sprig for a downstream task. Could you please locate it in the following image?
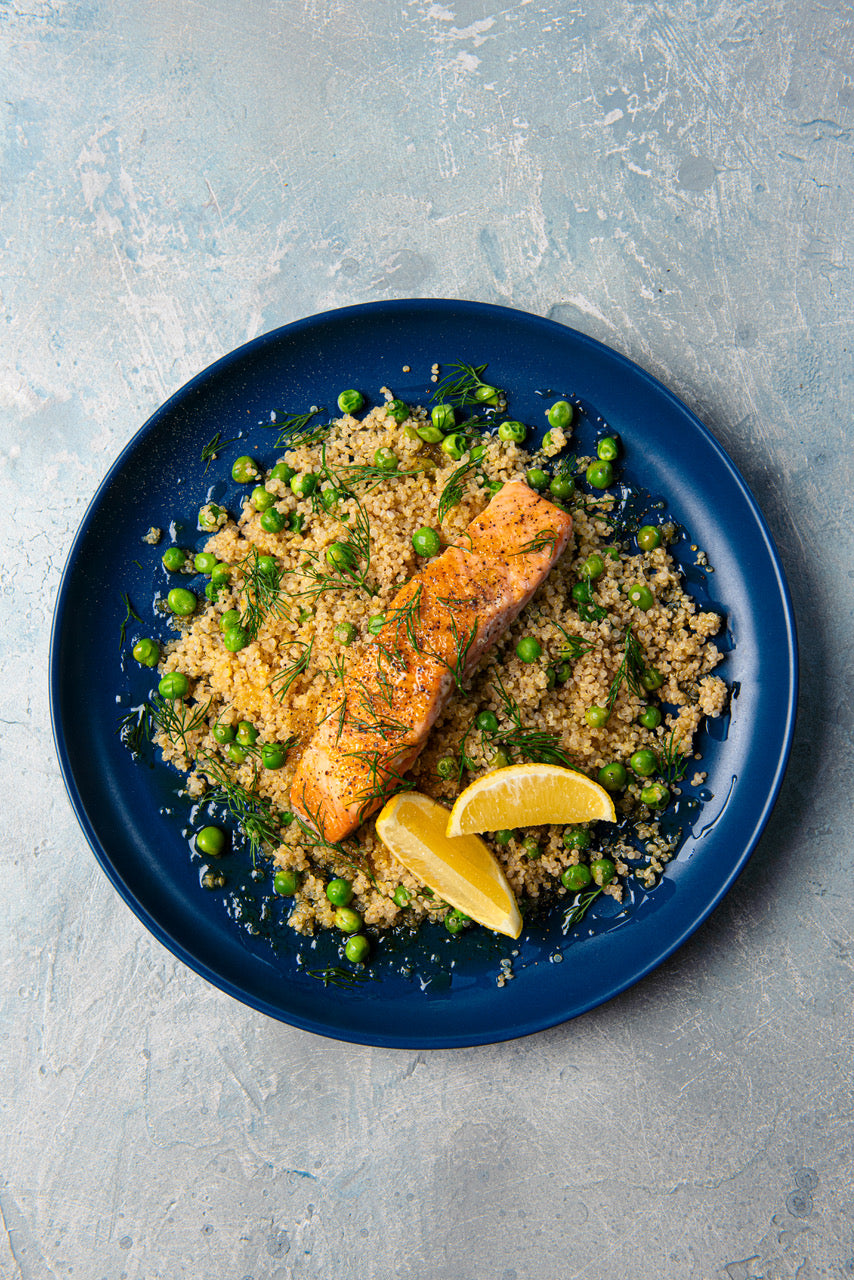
[150,694,212,759]
[292,490,374,602]
[437,456,480,524]
[489,669,577,768]
[119,592,141,650]
[605,628,648,713]
[514,528,560,557]
[268,638,314,701]
[659,729,689,783]
[562,886,603,932]
[303,966,371,989]
[117,703,154,755]
[264,408,329,451]
[237,548,290,639]
[544,615,595,662]
[343,747,416,825]
[200,431,239,473]
[431,362,502,409]
[197,752,286,863]
[289,797,376,883]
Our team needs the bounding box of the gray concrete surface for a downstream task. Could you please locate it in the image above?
[2,1,853,1277]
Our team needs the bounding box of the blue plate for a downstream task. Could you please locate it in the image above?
[49,300,797,1048]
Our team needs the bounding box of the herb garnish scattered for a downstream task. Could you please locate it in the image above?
[562,887,603,931]
[264,408,329,451]
[659,729,689,783]
[200,431,239,473]
[437,456,480,524]
[118,702,153,755]
[269,638,314,700]
[303,965,371,989]
[119,592,141,650]
[197,752,286,863]
[489,669,578,769]
[605,628,648,712]
[431,362,502,409]
[150,693,212,758]
[237,548,289,639]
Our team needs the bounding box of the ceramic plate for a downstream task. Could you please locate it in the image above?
[50,300,797,1047]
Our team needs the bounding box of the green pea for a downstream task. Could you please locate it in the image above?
[226,743,248,765]
[326,541,356,572]
[485,479,504,495]
[212,722,235,744]
[628,582,654,611]
[337,389,364,414]
[222,627,249,652]
[202,581,219,604]
[521,837,540,860]
[387,399,409,423]
[335,622,357,646]
[344,934,370,962]
[412,526,441,557]
[498,419,527,444]
[258,508,285,534]
[257,555,278,577]
[549,474,575,499]
[431,403,455,433]
[493,829,514,845]
[491,747,512,769]
[641,668,664,692]
[598,761,627,791]
[515,637,542,663]
[638,705,662,730]
[572,581,592,603]
[440,432,467,460]
[591,857,616,886]
[194,551,218,575]
[161,546,186,572]
[262,743,287,770]
[526,468,548,491]
[561,864,592,891]
[195,825,226,856]
[367,447,395,474]
[220,609,241,631]
[563,826,592,851]
[132,638,159,667]
[232,455,261,484]
[367,613,386,635]
[637,524,662,551]
[641,782,670,809]
[269,462,295,483]
[159,671,189,699]
[586,460,613,488]
[470,444,487,460]
[555,661,572,684]
[211,562,231,585]
[290,472,317,498]
[597,435,619,461]
[326,877,353,906]
[585,705,610,728]
[198,503,226,532]
[167,587,196,616]
[630,748,659,777]
[476,710,499,733]
[393,885,410,907]
[581,553,605,580]
[474,383,499,404]
[288,512,306,534]
[416,423,445,444]
[251,485,274,511]
[274,869,299,896]
[334,906,363,934]
[320,486,340,511]
[445,909,469,935]
[546,667,557,689]
[547,400,573,430]
[236,720,258,746]
[436,756,456,780]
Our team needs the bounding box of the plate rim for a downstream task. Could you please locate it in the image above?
[49,298,799,1047]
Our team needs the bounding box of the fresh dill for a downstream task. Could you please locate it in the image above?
[605,627,648,713]
[303,966,371,989]
[268,638,314,700]
[659,729,689,783]
[543,615,595,661]
[562,887,603,932]
[264,408,329,451]
[117,703,153,755]
[150,694,212,758]
[437,456,479,524]
[292,489,374,602]
[289,797,376,883]
[237,548,290,639]
[119,592,141,650]
[200,430,239,473]
[197,752,285,862]
[489,669,578,768]
[431,362,502,409]
[515,528,560,557]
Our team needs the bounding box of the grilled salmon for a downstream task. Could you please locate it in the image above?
[290,480,573,841]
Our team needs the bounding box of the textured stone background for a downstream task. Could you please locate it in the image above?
[2,2,853,1277]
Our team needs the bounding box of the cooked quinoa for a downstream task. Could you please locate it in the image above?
[150,396,727,942]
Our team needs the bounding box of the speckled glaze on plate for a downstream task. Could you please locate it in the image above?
[49,300,797,1048]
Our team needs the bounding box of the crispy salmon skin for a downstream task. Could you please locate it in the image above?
[289,481,573,841]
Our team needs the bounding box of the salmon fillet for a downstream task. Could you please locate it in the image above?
[289,481,573,841]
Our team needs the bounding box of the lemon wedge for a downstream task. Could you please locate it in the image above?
[375,792,523,939]
[446,763,616,836]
